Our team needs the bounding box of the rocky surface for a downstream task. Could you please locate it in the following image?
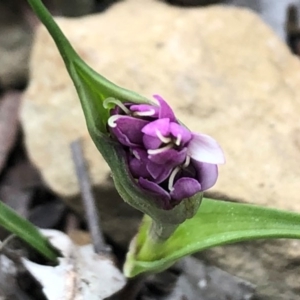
[21,0,300,299]
[0,1,33,89]
[226,0,300,40]
[141,257,255,300]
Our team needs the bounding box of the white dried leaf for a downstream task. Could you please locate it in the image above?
[22,229,125,300]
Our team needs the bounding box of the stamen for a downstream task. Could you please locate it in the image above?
[133,109,155,117]
[147,144,173,155]
[132,150,141,160]
[108,115,122,128]
[103,98,130,115]
[183,156,190,168]
[175,134,182,146]
[168,167,181,191]
[156,129,172,144]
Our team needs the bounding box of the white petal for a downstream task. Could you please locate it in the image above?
[187,133,225,164]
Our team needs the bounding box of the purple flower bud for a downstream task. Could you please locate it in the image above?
[106,95,225,210]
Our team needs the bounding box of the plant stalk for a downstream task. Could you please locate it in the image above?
[149,219,178,243]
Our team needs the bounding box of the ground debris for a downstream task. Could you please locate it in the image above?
[140,257,255,300]
[23,229,126,300]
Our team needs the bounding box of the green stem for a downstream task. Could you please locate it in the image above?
[137,219,178,261]
[27,0,77,68]
[149,220,178,243]
[27,0,151,134]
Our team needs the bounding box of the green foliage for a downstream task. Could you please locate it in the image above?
[0,201,59,261]
[124,197,300,277]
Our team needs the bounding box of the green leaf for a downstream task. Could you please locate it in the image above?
[27,0,151,133]
[124,198,300,277]
[0,201,59,261]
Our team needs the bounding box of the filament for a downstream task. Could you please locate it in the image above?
[132,149,141,160]
[147,144,173,155]
[155,130,172,144]
[133,109,156,117]
[103,98,130,115]
[107,115,122,128]
[175,134,182,146]
[183,156,190,168]
[168,167,181,191]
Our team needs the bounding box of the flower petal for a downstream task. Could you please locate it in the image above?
[138,178,172,210]
[109,115,148,147]
[142,118,170,137]
[146,161,173,183]
[169,122,192,146]
[187,133,225,164]
[143,135,162,149]
[170,177,201,201]
[192,160,218,191]
[129,149,151,178]
[153,95,176,122]
[148,148,187,165]
[146,148,187,183]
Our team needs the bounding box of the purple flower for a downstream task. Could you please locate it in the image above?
[106,95,225,210]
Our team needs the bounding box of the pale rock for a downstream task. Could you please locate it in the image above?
[21,1,300,299]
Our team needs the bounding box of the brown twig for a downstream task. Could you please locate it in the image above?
[70,139,110,255]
